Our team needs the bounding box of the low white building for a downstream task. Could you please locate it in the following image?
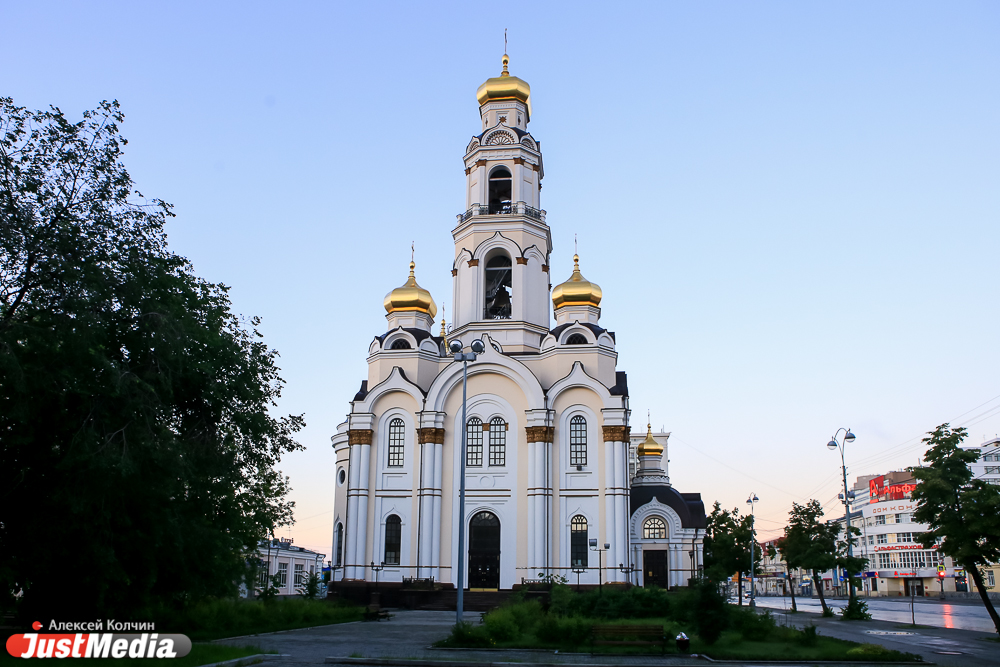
[256,540,325,596]
[965,436,1000,486]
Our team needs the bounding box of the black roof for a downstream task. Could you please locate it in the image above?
[610,371,628,397]
[352,380,369,402]
[631,485,707,529]
[549,322,615,342]
[376,328,437,345]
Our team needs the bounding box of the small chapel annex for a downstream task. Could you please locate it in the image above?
[331,55,705,591]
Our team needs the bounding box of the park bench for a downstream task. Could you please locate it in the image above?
[590,624,666,654]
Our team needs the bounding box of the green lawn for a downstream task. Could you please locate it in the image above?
[157,597,362,641]
[436,587,922,662]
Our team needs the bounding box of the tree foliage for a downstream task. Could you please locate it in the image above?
[703,502,756,604]
[911,424,1000,635]
[0,97,303,619]
[781,500,840,615]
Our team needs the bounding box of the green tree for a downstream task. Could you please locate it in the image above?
[704,502,756,605]
[781,500,839,615]
[0,97,303,619]
[910,424,1000,635]
[769,539,796,612]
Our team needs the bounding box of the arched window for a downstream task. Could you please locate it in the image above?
[390,339,411,350]
[570,415,587,467]
[387,418,405,467]
[643,516,667,539]
[570,515,588,567]
[335,523,344,567]
[384,515,401,565]
[484,254,512,320]
[489,417,506,466]
[487,166,512,214]
[466,417,483,467]
[566,333,588,345]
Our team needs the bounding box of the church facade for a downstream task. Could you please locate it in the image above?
[331,55,705,590]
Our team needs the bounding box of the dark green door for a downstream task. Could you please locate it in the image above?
[643,550,668,588]
[468,511,500,589]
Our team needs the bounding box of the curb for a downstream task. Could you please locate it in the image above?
[211,621,363,642]
[324,658,931,667]
[199,655,290,667]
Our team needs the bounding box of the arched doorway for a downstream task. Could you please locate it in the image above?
[468,511,501,590]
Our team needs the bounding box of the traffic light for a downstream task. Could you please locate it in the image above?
[937,565,946,579]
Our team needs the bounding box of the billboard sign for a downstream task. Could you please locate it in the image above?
[868,476,917,504]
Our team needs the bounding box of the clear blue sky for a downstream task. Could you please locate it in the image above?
[8,1,998,551]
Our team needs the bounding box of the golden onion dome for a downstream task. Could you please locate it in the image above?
[552,254,602,309]
[637,424,663,456]
[476,54,532,119]
[384,261,437,318]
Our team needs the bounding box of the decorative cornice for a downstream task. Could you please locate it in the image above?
[541,264,549,273]
[475,159,487,168]
[513,157,525,165]
[451,269,458,277]
[516,257,528,265]
[417,427,445,444]
[464,167,471,175]
[348,429,373,445]
[525,426,554,443]
[468,259,480,267]
[603,425,629,442]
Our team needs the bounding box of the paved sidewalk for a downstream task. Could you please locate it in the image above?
[762,607,998,667]
[214,611,700,666]
[215,608,997,666]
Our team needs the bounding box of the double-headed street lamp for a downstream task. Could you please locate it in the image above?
[451,338,485,625]
[746,493,759,609]
[827,428,857,599]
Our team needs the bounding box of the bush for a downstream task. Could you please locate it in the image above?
[821,606,835,618]
[840,596,872,621]
[692,579,728,645]
[799,624,819,647]
[553,584,671,620]
[730,608,775,641]
[483,607,520,641]
[445,621,493,648]
[846,643,891,657]
[534,615,591,646]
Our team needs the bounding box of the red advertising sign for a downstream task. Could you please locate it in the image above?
[868,476,916,503]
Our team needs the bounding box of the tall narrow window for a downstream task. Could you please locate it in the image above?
[384,515,401,565]
[387,418,404,467]
[335,523,344,567]
[570,415,587,466]
[466,417,483,467]
[643,516,667,539]
[489,417,506,466]
[570,515,588,567]
[484,254,512,319]
[487,166,512,214]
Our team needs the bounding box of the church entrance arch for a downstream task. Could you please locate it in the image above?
[468,511,501,590]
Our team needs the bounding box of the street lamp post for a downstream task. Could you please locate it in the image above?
[746,493,759,609]
[618,562,636,585]
[827,428,857,600]
[589,539,610,594]
[451,338,485,625]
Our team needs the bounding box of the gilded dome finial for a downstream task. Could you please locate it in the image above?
[501,53,510,77]
[384,256,437,318]
[637,418,663,457]
[552,251,602,309]
[440,303,447,342]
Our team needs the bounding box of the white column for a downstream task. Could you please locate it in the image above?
[354,443,371,579]
[603,439,617,582]
[418,441,434,578]
[431,441,443,580]
[613,440,627,577]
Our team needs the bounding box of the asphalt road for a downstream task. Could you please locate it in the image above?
[750,595,999,633]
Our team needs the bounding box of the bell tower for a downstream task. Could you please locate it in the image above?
[450,54,552,353]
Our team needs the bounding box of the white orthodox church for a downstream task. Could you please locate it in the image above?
[331,55,705,591]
